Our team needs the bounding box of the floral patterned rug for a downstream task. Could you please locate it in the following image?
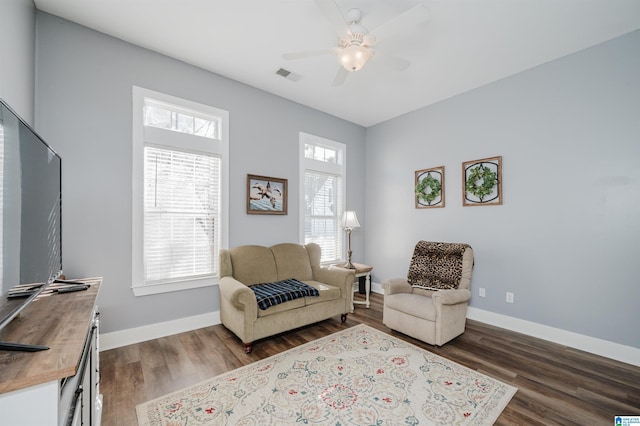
[136,325,517,425]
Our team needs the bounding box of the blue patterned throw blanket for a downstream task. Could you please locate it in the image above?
[250,278,319,310]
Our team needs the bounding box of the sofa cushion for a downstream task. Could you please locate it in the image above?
[257,297,306,318]
[229,245,278,285]
[303,280,342,305]
[271,243,314,281]
[407,241,471,291]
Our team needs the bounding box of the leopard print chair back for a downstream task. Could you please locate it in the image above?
[407,241,472,291]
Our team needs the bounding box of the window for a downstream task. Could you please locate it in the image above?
[299,132,346,264]
[132,87,228,296]
[144,102,218,138]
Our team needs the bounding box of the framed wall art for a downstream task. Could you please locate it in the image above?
[247,174,288,215]
[462,156,502,206]
[415,166,445,208]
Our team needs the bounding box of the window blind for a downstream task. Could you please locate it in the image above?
[143,146,220,284]
[304,170,343,263]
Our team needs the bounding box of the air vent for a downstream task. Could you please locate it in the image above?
[276,68,301,82]
[276,68,291,77]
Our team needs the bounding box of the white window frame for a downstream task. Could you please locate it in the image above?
[132,86,229,296]
[299,132,346,265]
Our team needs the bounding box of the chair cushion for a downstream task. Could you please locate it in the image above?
[407,241,471,291]
[385,293,436,321]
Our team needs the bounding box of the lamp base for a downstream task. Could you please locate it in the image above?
[343,261,356,270]
[344,246,356,269]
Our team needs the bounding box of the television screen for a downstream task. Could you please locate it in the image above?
[0,98,62,343]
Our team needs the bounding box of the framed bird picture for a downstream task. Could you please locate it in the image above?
[247,174,288,215]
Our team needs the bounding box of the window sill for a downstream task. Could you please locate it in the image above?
[132,276,218,296]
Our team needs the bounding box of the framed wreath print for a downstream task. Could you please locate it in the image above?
[415,166,445,208]
[462,156,502,206]
[247,174,288,215]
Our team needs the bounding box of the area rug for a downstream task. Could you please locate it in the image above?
[136,325,517,425]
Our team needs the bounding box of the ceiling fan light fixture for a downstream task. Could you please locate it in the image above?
[339,44,372,72]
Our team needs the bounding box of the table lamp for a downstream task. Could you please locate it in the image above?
[342,211,360,269]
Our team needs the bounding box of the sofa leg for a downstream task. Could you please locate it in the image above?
[243,342,253,354]
[341,313,348,323]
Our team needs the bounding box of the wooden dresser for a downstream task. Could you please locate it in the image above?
[0,278,102,425]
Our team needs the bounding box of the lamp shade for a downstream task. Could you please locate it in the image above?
[338,45,372,72]
[342,211,360,229]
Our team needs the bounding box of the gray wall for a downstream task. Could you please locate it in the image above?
[0,0,35,123]
[366,30,640,348]
[34,12,366,334]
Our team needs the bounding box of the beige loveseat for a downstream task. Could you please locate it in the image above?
[219,243,355,353]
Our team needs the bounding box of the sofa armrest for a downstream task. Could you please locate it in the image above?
[382,278,413,296]
[314,267,354,313]
[431,288,471,305]
[219,276,258,319]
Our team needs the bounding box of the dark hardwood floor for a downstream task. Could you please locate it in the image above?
[100,293,640,425]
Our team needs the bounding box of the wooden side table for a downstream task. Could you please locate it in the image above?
[332,263,373,312]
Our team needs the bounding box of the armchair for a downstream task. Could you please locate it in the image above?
[382,241,474,346]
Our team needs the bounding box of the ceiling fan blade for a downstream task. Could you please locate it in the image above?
[366,4,429,45]
[282,48,336,60]
[314,0,350,38]
[374,52,411,72]
[331,67,349,86]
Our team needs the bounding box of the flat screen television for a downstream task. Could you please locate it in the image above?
[0,98,62,351]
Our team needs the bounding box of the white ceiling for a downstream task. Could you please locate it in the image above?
[33,0,640,127]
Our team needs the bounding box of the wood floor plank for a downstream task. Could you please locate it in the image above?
[189,328,243,378]
[99,293,640,425]
[102,360,146,426]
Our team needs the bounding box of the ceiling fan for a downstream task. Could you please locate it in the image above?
[282,0,429,86]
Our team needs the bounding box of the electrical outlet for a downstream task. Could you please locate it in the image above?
[479,288,486,297]
[506,292,514,303]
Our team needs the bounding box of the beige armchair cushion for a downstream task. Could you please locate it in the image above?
[385,293,437,321]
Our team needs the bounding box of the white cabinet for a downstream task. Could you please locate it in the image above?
[59,309,102,426]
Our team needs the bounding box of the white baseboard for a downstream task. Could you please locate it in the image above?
[372,282,639,367]
[466,307,640,367]
[99,311,221,351]
[101,284,640,367]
